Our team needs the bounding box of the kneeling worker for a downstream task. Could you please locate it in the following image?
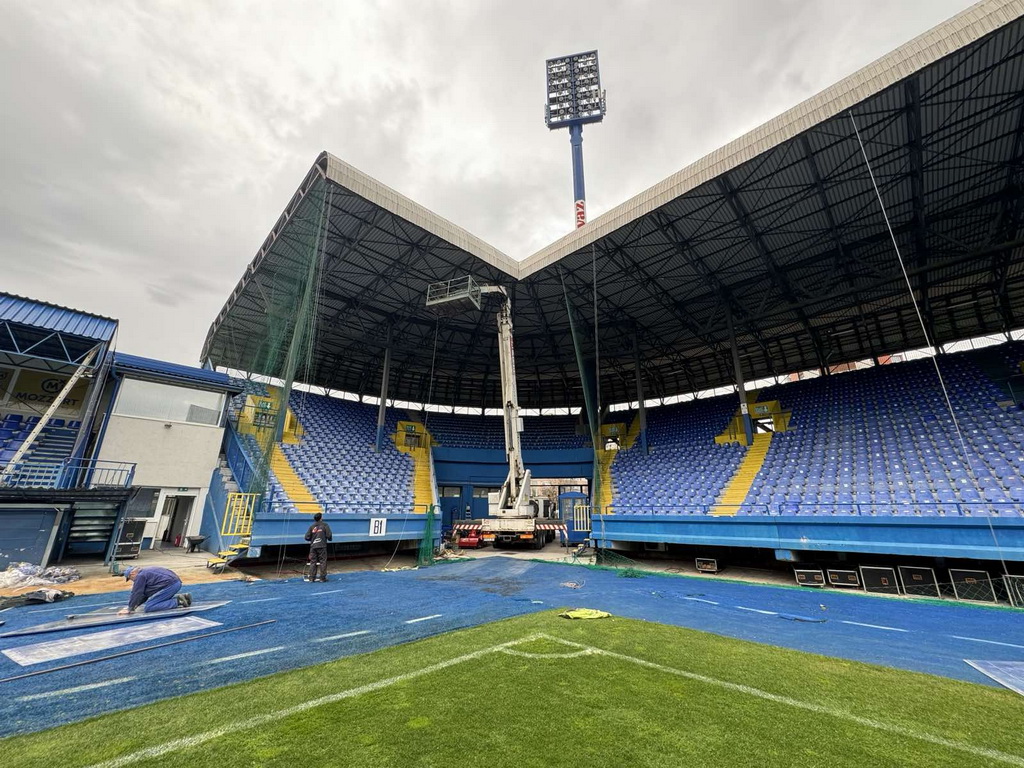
[118,566,192,615]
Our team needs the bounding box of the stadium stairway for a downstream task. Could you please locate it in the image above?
[394,420,435,511]
[595,449,615,511]
[711,432,772,515]
[599,415,643,511]
[269,443,322,515]
[208,487,254,572]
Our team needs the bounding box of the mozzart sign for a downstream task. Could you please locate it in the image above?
[0,366,88,413]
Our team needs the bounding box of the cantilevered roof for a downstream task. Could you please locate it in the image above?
[113,353,241,393]
[204,0,1024,409]
[0,292,117,343]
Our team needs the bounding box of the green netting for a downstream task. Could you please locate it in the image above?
[417,506,437,567]
[559,267,601,511]
[238,180,330,501]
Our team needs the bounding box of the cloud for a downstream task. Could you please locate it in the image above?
[0,0,975,365]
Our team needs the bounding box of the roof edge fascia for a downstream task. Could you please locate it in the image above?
[318,153,521,279]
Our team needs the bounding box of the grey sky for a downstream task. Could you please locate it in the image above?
[1,0,976,365]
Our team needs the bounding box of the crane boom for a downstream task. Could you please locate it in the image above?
[482,286,531,517]
[426,276,562,546]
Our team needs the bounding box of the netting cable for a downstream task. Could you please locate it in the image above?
[849,109,1009,578]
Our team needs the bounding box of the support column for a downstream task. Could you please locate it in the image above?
[375,329,393,453]
[726,307,753,446]
[632,331,648,455]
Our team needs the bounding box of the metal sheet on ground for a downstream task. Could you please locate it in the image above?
[965,660,1024,697]
[0,601,230,638]
[2,617,222,666]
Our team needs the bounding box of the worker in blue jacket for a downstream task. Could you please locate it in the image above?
[117,566,192,615]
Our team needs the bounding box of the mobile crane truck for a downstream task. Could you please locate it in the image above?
[426,276,566,549]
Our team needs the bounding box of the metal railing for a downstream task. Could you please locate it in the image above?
[259,498,433,516]
[572,504,592,532]
[224,422,261,494]
[606,501,1024,517]
[0,458,136,490]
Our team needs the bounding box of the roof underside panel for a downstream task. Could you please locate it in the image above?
[205,1,1024,409]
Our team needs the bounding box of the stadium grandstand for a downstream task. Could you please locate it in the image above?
[7,4,1024,765]
[198,0,1024,585]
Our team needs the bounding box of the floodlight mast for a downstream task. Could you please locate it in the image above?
[545,50,606,229]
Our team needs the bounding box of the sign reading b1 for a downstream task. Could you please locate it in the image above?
[369,518,388,537]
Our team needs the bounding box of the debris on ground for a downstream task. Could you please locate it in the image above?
[560,580,585,589]
[0,563,81,591]
[0,588,75,610]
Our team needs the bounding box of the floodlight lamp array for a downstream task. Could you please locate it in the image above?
[544,50,606,128]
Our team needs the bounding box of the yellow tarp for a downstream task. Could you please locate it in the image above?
[559,608,611,620]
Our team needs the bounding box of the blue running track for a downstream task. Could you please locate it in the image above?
[0,556,1021,737]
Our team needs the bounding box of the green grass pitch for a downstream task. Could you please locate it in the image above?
[4,611,1023,768]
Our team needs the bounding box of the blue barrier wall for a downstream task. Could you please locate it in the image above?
[199,467,228,554]
[249,513,433,549]
[592,513,1024,561]
[0,507,59,567]
[433,447,593,529]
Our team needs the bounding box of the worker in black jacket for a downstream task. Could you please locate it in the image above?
[304,512,333,583]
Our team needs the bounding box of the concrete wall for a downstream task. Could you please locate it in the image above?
[96,415,220,546]
[97,415,223,488]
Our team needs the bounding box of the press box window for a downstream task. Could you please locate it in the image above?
[115,378,225,426]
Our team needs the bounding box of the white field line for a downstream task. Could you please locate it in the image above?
[839,621,909,633]
[952,636,1024,650]
[499,648,595,660]
[404,614,442,624]
[238,598,282,605]
[312,630,372,643]
[85,633,547,768]
[84,630,1024,768]
[682,598,719,605]
[17,677,136,702]
[735,606,777,615]
[534,634,1024,767]
[204,647,289,665]
[312,590,345,596]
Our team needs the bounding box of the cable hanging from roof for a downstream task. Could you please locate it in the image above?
[849,109,1010,579]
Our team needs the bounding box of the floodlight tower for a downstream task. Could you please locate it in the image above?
[545,50,606,228]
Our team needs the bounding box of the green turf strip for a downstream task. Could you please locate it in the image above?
[4,612,1023,768]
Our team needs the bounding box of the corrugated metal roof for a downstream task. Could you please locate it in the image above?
[113,353,241,392]
[0,292,118,342]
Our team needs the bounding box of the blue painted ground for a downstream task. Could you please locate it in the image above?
[0,555,1022,737]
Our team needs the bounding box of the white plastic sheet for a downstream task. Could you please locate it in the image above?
[2,616,221,666]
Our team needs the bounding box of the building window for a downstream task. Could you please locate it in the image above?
[126,487,161,518]
[440,486,462,497]
[115,378,225,426]
[473,487,499,498]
